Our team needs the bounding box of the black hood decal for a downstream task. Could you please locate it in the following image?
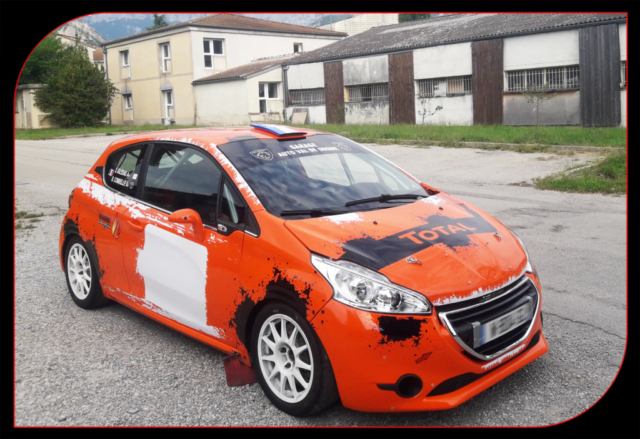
[337,204,497,271]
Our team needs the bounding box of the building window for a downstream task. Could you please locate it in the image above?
[203,39,223,68]
[345,83,389,102]
[621,61,626,88]
[121,50,129,67]
[289,88,325,105]
[259,83,279,113]
[294,43,303,53]
[124,94,133,109]
[417,76,472,98]
[160,43,171,73]
[163,90,174,121]
[506,66,580,92]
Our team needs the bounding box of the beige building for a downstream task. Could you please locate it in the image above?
[15,84,56,129]
[316,14,399,36]
[193,54,296,126]
[103,14,346,126]
[57,34,105,67]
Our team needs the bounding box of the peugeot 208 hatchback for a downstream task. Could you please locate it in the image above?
[60,124,547,416]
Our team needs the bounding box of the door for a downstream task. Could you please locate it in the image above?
[95,143,149,297]
[118,142,244,345]
[163,90,174,122]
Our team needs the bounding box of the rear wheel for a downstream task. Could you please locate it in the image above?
[64,236,109,309]
[251,302,338,416]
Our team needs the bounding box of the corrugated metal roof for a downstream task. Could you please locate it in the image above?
[284,13,626,65]
[105,14,347,46]
[192,55,296,84]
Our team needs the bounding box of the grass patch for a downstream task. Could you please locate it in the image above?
[15,208,45,231]
[15,124,201,141]
[287,123,626,148]
[15,211,44,219]
[534,152,626,194]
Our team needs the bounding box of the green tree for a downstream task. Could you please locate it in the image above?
[522,83,557,127]
[19,33,71,85]
[34,38,118,127]
[398,14,431,23]
[145,14,170,30]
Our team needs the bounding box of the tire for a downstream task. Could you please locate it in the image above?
[251,301,339,416]
[64,236,109,309]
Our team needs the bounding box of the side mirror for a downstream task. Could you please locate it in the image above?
[168,209,204,242]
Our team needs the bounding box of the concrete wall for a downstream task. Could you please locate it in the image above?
[343,55,388,86]
[286,62,325,89]
[503,91,580,126]
[285,106,327,124]
[246,67,284,115]
[414,95,473,126]
[318,14,399,36]
[194,67,284,126]
[345,101,389,124]
[413,42,472,79]
[620,89,626,127]
[194,80,248,126]
[503,29,579,71]
[190,30,341,81]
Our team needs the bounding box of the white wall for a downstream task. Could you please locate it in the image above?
[190,29,341,81]
[345,102,389,124]
[619,23,626,60]
[414,95,473,126]
[286,62,325,89]
[343,55,388,85]
[413,42,472,79]
[194,80,249,126]
[286,106,327,124]
[503,29,579,70]
[246,67,284,115]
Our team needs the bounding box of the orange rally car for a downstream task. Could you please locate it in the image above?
[59,124,548,416]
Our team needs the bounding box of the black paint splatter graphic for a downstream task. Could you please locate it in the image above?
[338,204,497,271]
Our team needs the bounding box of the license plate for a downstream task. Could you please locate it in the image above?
[476,301,533,347]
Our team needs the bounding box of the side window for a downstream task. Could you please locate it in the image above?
[219,179,246,226]
[104,145,147,197]
[142,144,222,227]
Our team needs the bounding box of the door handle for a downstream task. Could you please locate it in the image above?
[127,219,145,232]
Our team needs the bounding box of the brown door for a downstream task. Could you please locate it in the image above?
[389,52,416,124]
[324,61,345,124]
[472,39,504,125]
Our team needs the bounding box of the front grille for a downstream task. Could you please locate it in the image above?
[438,277,538,358]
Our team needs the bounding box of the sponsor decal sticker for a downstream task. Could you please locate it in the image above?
[332,141,351,151]
[108,169,114,176]
[249,149,274,161]
[98,213,111,229]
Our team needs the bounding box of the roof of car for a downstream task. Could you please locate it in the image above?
[106,125,329,153]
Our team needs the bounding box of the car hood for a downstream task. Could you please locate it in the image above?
[283,193,528,306]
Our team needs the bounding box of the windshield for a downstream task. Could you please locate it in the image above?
[218,134,428,219]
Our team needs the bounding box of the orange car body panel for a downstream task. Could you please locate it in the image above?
[60,126,547,412]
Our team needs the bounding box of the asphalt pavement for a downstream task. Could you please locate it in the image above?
[15,134,626,426]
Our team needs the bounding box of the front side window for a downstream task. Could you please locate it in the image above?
[219,180,246,226]
[203,39,223,68]
[161,43,171,72]
[142,144,222,226]
[217,135,427,218]
[104,144,147,197]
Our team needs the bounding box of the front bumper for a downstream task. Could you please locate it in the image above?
[313,273,548,412]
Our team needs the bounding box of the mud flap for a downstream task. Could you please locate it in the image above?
[224,355,257,387]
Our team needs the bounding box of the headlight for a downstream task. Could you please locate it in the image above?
[311,254,432,314]
[510,230,535,275]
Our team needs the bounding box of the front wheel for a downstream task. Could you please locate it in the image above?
[251,302,339,416]
[64,236,109,309]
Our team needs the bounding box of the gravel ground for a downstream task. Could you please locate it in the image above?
[15,137,626,426]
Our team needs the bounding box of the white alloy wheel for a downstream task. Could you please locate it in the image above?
[257,314,314,403]
[67,243,92,300]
